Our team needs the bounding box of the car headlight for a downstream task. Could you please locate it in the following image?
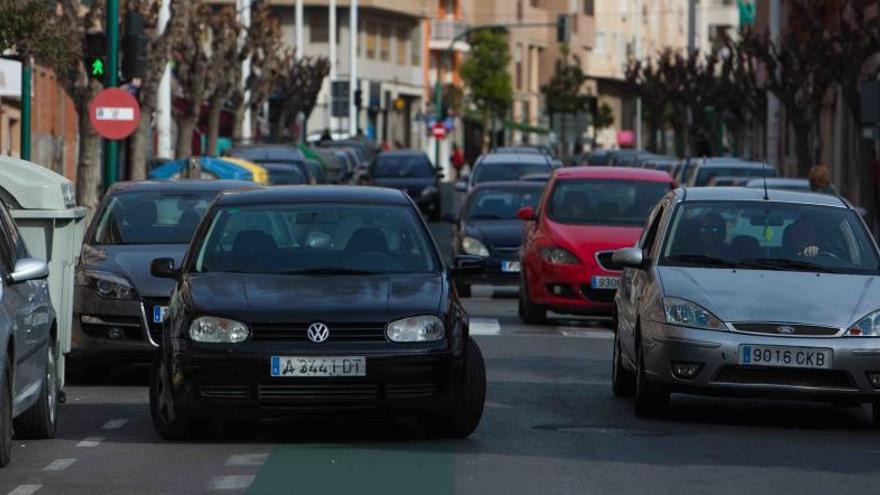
[462,236,490,257]
[386,315,445,342]
[81,270,136,299]
[189,316,250,343]
[663,297,727,331]
[847,310,880,336]
[540,247,580,265]
[61,181,76,208]
[421,186,438,197]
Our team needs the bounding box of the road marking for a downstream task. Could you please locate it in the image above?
[7,485,41,495]
[101,419,129,430]
[76,436,105,448]
[559,329,614,339]
[43,458,76,471]
[486,400,513,409]
[226,453,269,466]
[470,318,501,336]
[209,475,255,491]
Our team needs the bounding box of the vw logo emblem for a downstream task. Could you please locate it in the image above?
[307,322,330,343]
[776,326,796,335]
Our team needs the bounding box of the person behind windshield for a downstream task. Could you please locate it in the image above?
[697,212,727,258]
[783,218,821,258]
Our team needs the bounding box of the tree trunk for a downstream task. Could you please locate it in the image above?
[129,105,152,180]
[76,109,103,215]
[792,122,812,177]
[206,99,223,157]
[176,115,197,159]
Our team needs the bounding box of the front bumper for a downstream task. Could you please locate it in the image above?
[642,321,880,400]
[168,340,466,418]
[71,286,162,361]
[529,262,619,315]
[457,250,521,287]
[414,192,441,214]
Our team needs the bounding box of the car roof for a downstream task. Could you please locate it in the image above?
[554,166,674,183]
[228,145,304,161]
[216,185,411,206]
[678,186,847,207]
[480,153,551,165]
[109,180,255,194]
[694,158,769,169]
[745,177,810,187]
[492,146,544,154]
[471,180,546,191]
[377,150,429,158]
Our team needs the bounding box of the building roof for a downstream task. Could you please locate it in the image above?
[217,185,411,206]
[554,166,674,183]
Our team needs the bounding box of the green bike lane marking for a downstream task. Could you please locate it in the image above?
[248,442,455,494]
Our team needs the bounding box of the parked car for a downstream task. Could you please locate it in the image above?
[71,181,254,372]
[586,149,611,166]
[611,187,880,422]
[304,158,327,184]
[448,181,545,297]
[686,158,776,187]
[148,186,487,439]
[517,167,674,323]
[707,176,752,187]
[227,145,316,184]
[311,147,348,184]
[260,162,308,185]
[459,153,555,193]
[370,151,443,220]
[0,200,56,467]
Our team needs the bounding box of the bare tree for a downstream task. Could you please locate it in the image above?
[272,56,331,140]
[625,57,667,152]
[204,8,244,155]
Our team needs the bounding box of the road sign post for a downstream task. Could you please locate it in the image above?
[20,60,31,161]
[104,0,120,189]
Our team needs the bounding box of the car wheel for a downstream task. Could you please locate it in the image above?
[150,354,193,441]
[14,340,58,439]
[0,361,11,468]
[456,281,472,298]
[612,322,635,398]
[634,336,669,418]
[419,337,486,439]
[518,273,546,325]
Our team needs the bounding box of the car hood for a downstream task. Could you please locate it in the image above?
[550,222,643,259]
[464,219,524,250]
[657,267,880,328]
[80,244,188,299]
[187,272,443,323]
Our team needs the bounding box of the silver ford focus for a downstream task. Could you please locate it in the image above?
[612,187,880,423]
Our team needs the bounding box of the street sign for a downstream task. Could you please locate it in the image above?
[89,88,141,140]
[432,122,447,140]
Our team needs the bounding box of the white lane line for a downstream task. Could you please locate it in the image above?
[226,453,269,466]
[470,318,501,336]
[76,436,105,448]
[8,485,42,495]
[101,419,129,430]
[486,400,513,409]
[559,329,614,339]
[43,458,77,471]
[209,475,255,491]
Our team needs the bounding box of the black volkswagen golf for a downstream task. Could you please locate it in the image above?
[149,186,486,439]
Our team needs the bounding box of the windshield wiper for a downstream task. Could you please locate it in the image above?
[738,258,839,274]
[283,268,381,275]
[664,254,740,268]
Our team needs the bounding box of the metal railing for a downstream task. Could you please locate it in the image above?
[430,19,468,42]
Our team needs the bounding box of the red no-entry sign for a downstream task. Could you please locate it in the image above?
[89,88,141,140]
[432,122,447,140]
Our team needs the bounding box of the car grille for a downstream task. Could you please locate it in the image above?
[595,251,623,271]
[385,382,437,399]
[141,297,170,342]
[80,314,144,341]
[580,285,616,304]
[714,366,855,389]
[199,385,251,399]
[732,323,840,337]
[257,383,379,405]
[251,322,387,342]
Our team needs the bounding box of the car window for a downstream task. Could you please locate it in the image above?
[194,203,440,274]
[372,156,434,178]
[92,191,217,245]
[661,201,880,274]
[547,179,669,227]
[472,162,551,185]
[639,205,665,254]
[466,188,543,220]
[0,208,15,273]
[0,203,26,260]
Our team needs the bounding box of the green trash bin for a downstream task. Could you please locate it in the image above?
[0,156,87,391]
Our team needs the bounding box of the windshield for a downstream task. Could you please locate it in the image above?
[467,188,543,220]
[472,162,551,185]
[695,166,775,186]
[372,156,435,178]
[661,201,880,274]
[93,191,216,245]
[194,203,440,274]
[548,179,669,226]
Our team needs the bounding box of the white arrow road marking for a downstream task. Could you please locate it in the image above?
[226,453,269,466]
[76,437,105,448]
[209,476,255,491]
[470,318,501,336]
[43,458,76,471]
[8,485,41,495]
[101,419,129,430]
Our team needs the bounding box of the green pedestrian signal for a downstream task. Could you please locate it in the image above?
[88,57,106,80]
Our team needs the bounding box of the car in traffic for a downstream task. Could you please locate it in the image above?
[517,167,673,323]
[460,153,555,193]
[0,201,56,467]
[745,177,810,191]
[71,181,254,373]
[707,176,752,187]
[258,162,308,185]
[148,186,486,439]
[227,145,317,185]
[369,150,443,220]
[686,159,777,187]
[448,181,545,297]
[611,187,880,422]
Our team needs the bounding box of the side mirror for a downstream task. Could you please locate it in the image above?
[451,255,486,277]
[8,258,49,284]
[516,206,536,221]
[441,213,458,224]
[455,180,468,193]
[150,258,179,279]
[612,247,646,269]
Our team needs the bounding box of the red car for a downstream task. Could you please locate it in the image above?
[517,167,673,323]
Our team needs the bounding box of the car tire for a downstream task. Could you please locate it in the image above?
[518,273,546,325]
[419,337,486,439]
[14,340,58,440]
[634,337,669,418]
[457,282,472,298]
[0,361,12,468]
[612,323,635,398]
[150,354,194,441]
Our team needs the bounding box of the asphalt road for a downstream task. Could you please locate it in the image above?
[3,217,880,494]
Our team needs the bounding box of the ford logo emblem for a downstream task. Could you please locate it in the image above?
[307,322,330,343]
[776,326,796,335]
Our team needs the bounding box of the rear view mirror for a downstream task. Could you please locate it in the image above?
[516,207,536,221]
[150,258,179,279]
[8,258,49,284]
[612,248,646,269]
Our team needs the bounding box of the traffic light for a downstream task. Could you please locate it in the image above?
[85,33,107,81]
[122,11,148,80]
[557,14,571,43]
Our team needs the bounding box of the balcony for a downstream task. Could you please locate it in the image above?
[430,19,470,52]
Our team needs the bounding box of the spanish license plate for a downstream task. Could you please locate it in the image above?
[501,261,521,273]
[271,356,366,377]
[152,306,168,323]
[591,276,620,290]
[739,345,832,369]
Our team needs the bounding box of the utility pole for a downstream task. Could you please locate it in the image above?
[687,0,697,54]
[104,0,120,188]
[634,0,642,151]
[766,0,781,166]
[295,0,304,60]
[329,0,337,134]
[20,59,31,161]
[239,0,252,143]
[156,0,172,159]
[349,0,359,136]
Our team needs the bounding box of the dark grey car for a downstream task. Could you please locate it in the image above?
[71,181,252,369]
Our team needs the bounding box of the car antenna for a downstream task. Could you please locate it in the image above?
[761,160,769,201]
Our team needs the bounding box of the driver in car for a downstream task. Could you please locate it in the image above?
[782,218,821,258]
